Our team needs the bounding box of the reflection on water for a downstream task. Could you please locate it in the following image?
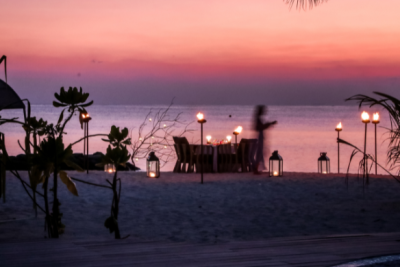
[0,105,392,174]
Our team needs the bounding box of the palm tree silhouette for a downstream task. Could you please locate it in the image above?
[284,0,327,10]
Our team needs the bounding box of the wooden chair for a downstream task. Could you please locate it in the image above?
[217,144,235,172]
[234,139,258,172]
[172,136,198,173]
[195,145,214,173]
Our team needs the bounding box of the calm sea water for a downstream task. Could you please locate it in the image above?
[0,105,393,174]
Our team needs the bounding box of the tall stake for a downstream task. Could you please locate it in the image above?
[364,122,368,179]
[335,122,342,174]
[337,131,340,173]
[200,123,204,184]
[86,120,89,174]
[372,112,380,175]
[374,123,377,175]
[361,111,370,183]
[81,113,91,174]
[197,113,206,184]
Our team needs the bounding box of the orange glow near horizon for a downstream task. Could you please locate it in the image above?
[2,1,400,81]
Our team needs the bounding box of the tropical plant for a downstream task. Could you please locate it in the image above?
[101,126,131,239]
[0,86,93,238]
[346,92,400,176]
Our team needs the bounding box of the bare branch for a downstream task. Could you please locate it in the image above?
[129,101,195,168]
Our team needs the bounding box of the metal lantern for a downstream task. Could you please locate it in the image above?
[104,163,116,173]
[147,152,160,178]
[318,152,330,174]
[269,150,283,177]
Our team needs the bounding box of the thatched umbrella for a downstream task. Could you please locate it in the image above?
[0,56,26,202]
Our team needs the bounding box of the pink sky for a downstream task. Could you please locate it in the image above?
[1,0,400,104]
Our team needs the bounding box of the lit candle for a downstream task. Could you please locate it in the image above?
[323,171,327,174]
[149,172,156,178]
[197,112,204,122]
[226,135,232,143]
[373,112,380,123]
[206,135,211,144]
[361,111,370,123]
[273,171,278,176]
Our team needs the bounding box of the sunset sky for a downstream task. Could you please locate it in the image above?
[1,0,400,105]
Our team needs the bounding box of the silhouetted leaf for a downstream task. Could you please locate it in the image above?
[59,171,79,196]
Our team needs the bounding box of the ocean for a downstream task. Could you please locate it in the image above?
[0,104,393,174]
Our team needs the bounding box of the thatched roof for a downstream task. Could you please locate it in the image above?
[0,79,24,110]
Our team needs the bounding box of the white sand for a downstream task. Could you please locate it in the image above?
[1,171,400,243]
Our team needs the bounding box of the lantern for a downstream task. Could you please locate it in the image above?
[318,152,330,174]
[104,163,116,173]
[147,152,160,178]
[269,150,283,177]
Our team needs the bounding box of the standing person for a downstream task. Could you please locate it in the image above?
[253,105,277,174]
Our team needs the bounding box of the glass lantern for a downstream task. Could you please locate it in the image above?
[104,163,116,173]
[147,152,160,178]
[318,152,330,174]
[269,150,283,177]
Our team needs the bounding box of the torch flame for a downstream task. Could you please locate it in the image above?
[206,135,211,142]
[234,126,243,134]
[197,112,204,121]
[336,122,342,130]
[373,112,380,122]
[226,135,232,142]
[361,111,370,122]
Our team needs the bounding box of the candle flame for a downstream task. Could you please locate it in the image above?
[336,122,342,130]
[197,112,204,121]
[82,113,89,118]
[150,172,155,177]
[361,111,370,122]
[273,171,278,176]
[206,135,211,142]
[234,126,243,134]
[373,112,380,122]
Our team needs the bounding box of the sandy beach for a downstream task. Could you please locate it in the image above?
[1,171,400,243]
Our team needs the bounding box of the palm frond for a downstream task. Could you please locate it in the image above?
[346,92,400,175]
[284,0,327,10]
